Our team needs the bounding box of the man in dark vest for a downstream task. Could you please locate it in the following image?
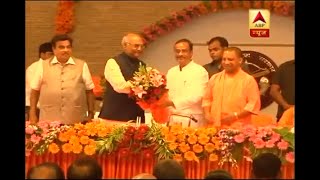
[99,33,146,123]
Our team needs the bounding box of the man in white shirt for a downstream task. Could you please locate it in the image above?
[98,33,146,123]
[29,34,95,125]
[25,42,53,121]
[158,39,209,127]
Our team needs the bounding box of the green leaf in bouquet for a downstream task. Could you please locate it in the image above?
[282,133,295,148]
[230,143,244,161]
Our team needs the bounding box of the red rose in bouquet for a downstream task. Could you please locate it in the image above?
[129,63,171,124]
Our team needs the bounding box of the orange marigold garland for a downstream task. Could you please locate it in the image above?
[55,0,75,35]
[140,1,295,45]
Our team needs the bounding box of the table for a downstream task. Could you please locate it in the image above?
[25,152,294,179]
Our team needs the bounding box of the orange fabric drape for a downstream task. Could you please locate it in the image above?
[25,152,294,179]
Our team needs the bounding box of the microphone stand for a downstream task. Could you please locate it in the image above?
[168,113,199,127]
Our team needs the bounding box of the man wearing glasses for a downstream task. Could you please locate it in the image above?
[99,33,146,123]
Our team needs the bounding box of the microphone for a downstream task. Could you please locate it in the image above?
[171,113,198,123]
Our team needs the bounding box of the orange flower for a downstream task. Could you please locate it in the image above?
[168,143,178,151]
[210,1,218,11]
[97,128,109,137]
[206,127,217,136]
[221,1,231,9]
[173,154,183,162]
[77,130,88,137]
[187,135,197,145]
[185,127,196,136]
[204,143,216,153]
[74,123,84,130]
[88,139,96,146]
[80,136,90,145]
[58,132,69,142]
[178,143,190,153]
[264,1,274,9]
[65,128,77,137]
[69,135,80,145]
[84,145,96,155]
[161,127,169,136]
[196,128,207,136]
[86,127,97,136]
[176,133,186,142]
[170,124,182,135]
[48,143,60,154]
[72,143,83,154]
[231,1,241,9]
[184,151,196,161]
[242,1,252,9]
[165,133,176,142]
[211,137,220,145]
[253,1,263,8]
[209,153,218,162]
[198,134,210,145]
[192,144,203,154]
[62,143,73,153]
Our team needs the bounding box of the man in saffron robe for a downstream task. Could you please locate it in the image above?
[202,47,261,128]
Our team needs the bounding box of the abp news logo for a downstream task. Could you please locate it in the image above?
[249,9,270,38]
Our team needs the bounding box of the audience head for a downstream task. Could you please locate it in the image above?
[67,155,102,179]
[26,162,65,179]
[51,34,73,63]
[205,169,233,179]
[39,42,53,60]
[174,38,193,68]
[207,36,229,62]
[121,33,145,59]
[221,46,243,74]
[252,153,282,179]
[153,159,185,179]
[132,173,156,179]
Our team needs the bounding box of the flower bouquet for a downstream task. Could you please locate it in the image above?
[92,75,105,99]
[128,63,170,123]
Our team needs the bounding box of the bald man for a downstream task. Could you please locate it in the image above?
[26,162,65,179]
[132,173,156,179]
[99,33,146,123]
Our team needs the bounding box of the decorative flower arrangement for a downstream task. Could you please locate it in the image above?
[96,122,163,159]
[140,0,295,45]
[55,0,75,34]
[226,125,295,164]
[161,124,221,163]
[25,121,70,156]
[128,63,170,124]
[26,120,294,167]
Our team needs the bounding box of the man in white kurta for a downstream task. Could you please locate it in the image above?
[25,42,53,121]
[162,39,209,127]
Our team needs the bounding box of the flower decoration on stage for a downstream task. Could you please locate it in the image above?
[25,120,294,166]
[55,0,75,35]
[224,125,295,164]
[140,1,294,45]
[161,124,221,163]
[96,122,158,159]
[25,121,70,156]
[128,63,170,124]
